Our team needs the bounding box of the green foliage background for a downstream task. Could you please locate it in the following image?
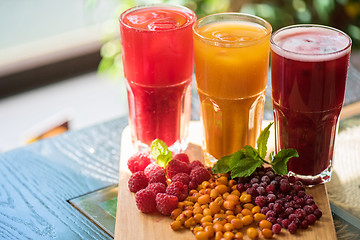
[97,0,360,77]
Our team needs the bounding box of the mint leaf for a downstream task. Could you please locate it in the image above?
[271,148,299,175]
[257,122,273,159]
[150,139,172,168]
[212,154,232,174]
[242,145,259,159]
[230,157,263,178]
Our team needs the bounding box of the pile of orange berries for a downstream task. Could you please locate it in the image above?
[169,173,276,240]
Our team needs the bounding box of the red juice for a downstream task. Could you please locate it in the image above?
[271,25,351,182]
[120,5,196,151]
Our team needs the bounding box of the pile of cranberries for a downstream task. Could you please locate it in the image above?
[236,166,322,234]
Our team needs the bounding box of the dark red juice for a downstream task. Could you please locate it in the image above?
[120,5,196,150]
[271,25,351,179]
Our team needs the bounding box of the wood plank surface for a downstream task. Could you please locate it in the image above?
[115,121,336,240]
[0,118,128,240]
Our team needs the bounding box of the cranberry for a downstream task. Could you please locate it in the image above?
[297,190,306,198]
[268,202,274,210]
[288,176,296,183]
[281,219,290,229]
[259,182,268,188]
[244,183,251,189]
[284,202,291,208]
[255,195,267,207]
[266,193,276,203]
[306,214,317,225]
[312,204,319,210]
[261,175,270,184]
[246,187,258,197]
[277,217,283,224]
[236,183,245,192]
[266,171,275,180]
[306,198,315,205]
[314,209,322,219]
[261,206,270,215]
[266,210,277,218]
[301,220,309,229]
[288,222,297,234]
[272,223,282,234]
[303,205,314,214]
[285,207,294,215]
[295,208,306,220]
[266,184,275,193]
[250,177,260,185]
[304,194,313,200]
[288,214,297,221]
[268,216,277,224]
[273,203,283,213]
[296,198,306,206]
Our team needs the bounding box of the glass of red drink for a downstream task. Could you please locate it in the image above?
[271,24,352,185]
[119,5,196,152]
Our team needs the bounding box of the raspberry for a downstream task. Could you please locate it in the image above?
[127,151,152,173]
[144,162,162,178]
[135,188,157,213]
[171,173,190,185]
[190,166,210,185]
[189,160,204,169]
[173,153,190,164]
[146,183,166,195]
[128,171,149,193]
[166,159,190,179]
[166,181,188,201]
[148,169,167,185]
[156,193,178,216]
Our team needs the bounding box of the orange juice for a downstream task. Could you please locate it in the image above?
[193,13,271,164]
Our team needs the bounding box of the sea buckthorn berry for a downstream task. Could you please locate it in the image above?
[184,201,194,206]
[240,194,252,203]
[209,201,221,214]
[184,217,196,228]
[214,213,227,219]
[226,215,236,222]
[223,200,236,210]
[189,189,198,195]
[194,213,204,223]
[200,215,213,225]
[183,210,193,218]
[178,202,185,210]
[231,218,243,229]
[171,208,182,219]
[252,206,261,214]
[234,205,242,214]
[176,213,186,224]
[241,215,253,226]
[213,222,225,232]
[241,208,252,216]
[224,223,235,232]
[231,190,241,196]
[202,222,213,228]
[171,220,182,231]
[210,189,220,199]
[247,227,259,240]
[253,213,266,222]
[225,210,234,215]
[202,181,210,189]
[213,217,227,225]
[205,225,215,238]
[215,231,223,240]
[203,208,212,216]
[216,176,228,185]
[198,194,211,205]
[228,179,237,187]
[226,194,240,204]
[234,232,243,239]
[194,206,203,214]
[222,192,230,199]
[193,226,204,233]
[224,231,235,239]
[259,220,272,229]
[215,184,229,194]
[195,231,209,240]
[243,203,254,210]
[214,196,224,206]
[261,228,273,239]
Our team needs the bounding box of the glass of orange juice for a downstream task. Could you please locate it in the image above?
[193,13,272,165]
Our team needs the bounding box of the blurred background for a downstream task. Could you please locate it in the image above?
[0,0,359,152]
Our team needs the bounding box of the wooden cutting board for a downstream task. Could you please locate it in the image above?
[114,121,336,240]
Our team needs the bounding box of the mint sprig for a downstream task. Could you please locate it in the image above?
[150,139,172,168]
[212,122,299,177]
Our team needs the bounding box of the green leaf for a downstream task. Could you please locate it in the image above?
[242,145,259,159]
[230,157,263,178]
[212,154,232,174]
[257,122,273,159]
[271,148,299,175]
[150,139,172,168]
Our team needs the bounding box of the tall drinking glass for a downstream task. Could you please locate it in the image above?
[193,13,272,165]
[119,5,196,152]
[271,25,352,185]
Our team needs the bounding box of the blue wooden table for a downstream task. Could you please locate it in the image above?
[0,65,359,239]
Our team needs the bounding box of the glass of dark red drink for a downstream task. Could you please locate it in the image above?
[271,24,352,185]
[119,5,196,152]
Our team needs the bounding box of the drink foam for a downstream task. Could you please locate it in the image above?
[271,26,351,62]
